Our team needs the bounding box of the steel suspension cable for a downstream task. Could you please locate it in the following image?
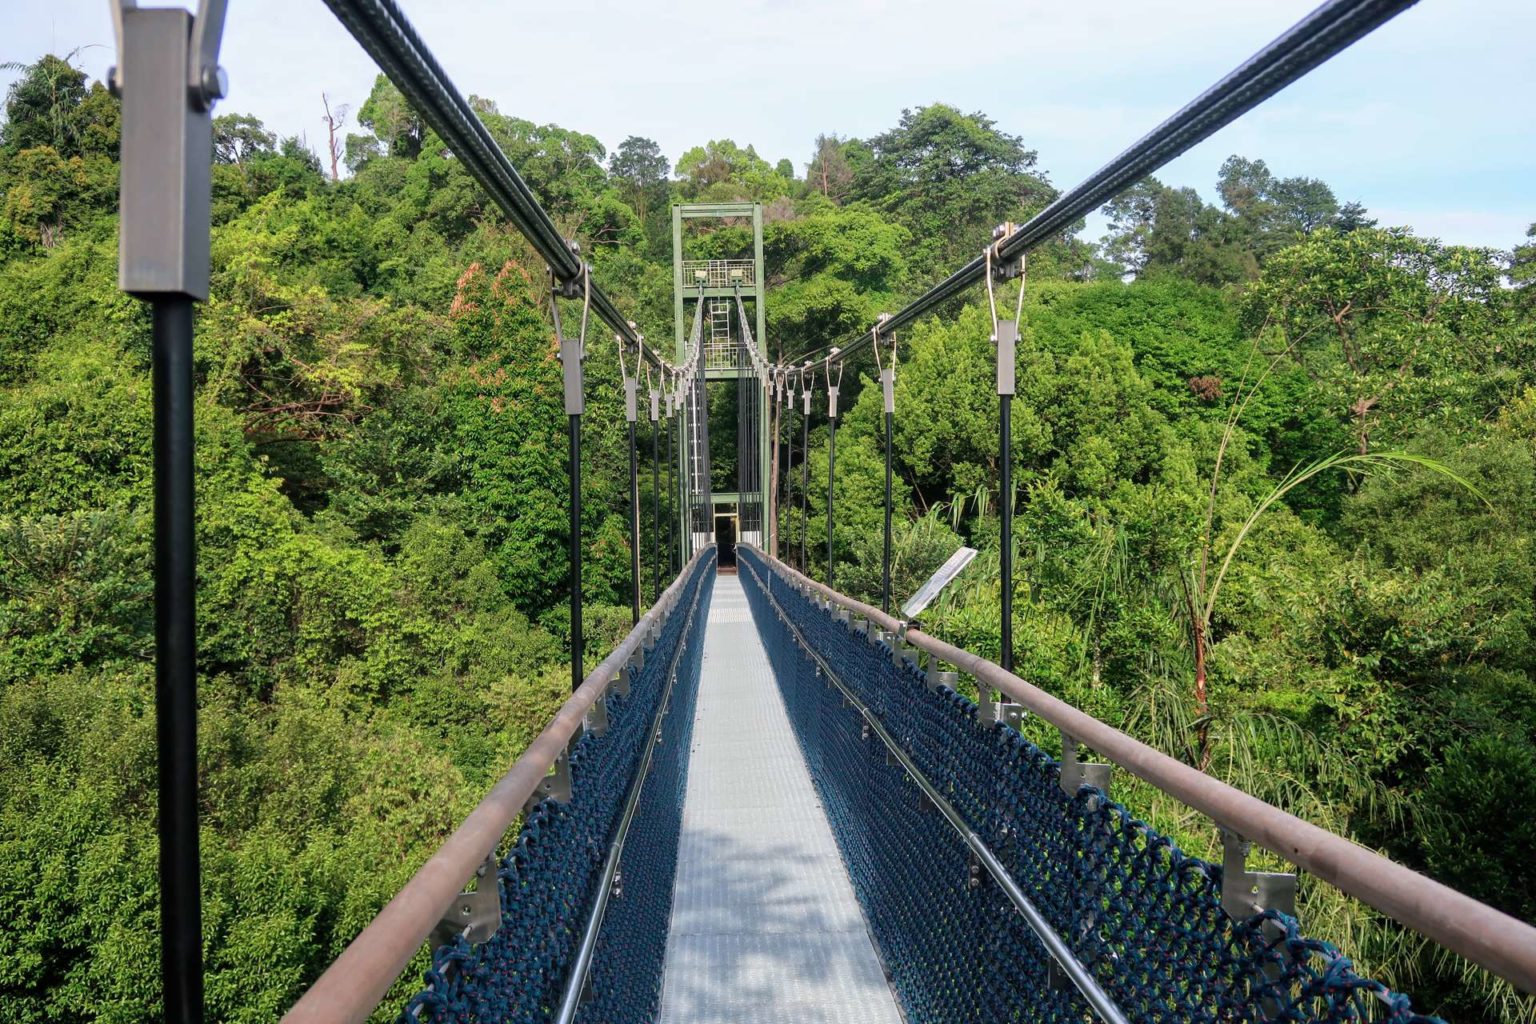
[783,0,1419,371]
[318,0,674,371]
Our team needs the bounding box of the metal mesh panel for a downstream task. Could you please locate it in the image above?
[736,547,1441,1024]
[400,552,717,1023]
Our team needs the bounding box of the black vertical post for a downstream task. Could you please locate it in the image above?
[800,400,809,570]
[883,406,894,614]
[668,412,677,576]
[826,413,837,590]
[117,6,224,1019]
[999,394,1013,674]
[153,296,203,1024]
[569,414,583,690]
[627,417,640,624]
[651,415,660,600]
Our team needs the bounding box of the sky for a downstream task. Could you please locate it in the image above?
[5,0,1533,251]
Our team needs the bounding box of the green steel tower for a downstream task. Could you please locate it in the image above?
[672,203,771,563]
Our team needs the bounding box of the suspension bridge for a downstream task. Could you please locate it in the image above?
[104,0,1536,1022]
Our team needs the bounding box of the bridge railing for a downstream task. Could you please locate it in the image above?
[737,544,1536,1018]
[284,549,716,1024]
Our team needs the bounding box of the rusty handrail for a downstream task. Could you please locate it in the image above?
[739,544,1536,994]
[283,547,715,1024]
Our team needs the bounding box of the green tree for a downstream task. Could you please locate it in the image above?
[355,73,424,159]
[1248,227,1505,453]
[851,104,1054,273]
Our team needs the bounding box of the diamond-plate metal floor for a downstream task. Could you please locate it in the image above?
[657,575,903,1024]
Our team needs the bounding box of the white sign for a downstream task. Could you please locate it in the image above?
[900,546,979,619]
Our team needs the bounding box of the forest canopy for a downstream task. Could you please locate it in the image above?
[1,55,1534,1023]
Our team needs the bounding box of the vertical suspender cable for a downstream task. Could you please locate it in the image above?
[153,296,203,1024]
[628,418,639,622]
[875,320,894,614]
[111,4,227,1018]
[553,267,590,692]
[622,342,640,625]
[650,375,661,601]
[801,368,810,572]
[999,393,1012,672]
[568,412,583,688]
[988,244,1025,675]
[825,356,842,590]
[668,404,677,575]
[740,368,747,543]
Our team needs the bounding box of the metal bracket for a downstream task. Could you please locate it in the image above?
[881,366,895,414]
[1220,830,1297,920]
[989,223,1024,281]
[430,852,502,950]
[828,386,840,420]
[556,327,584,417]
[994,319,1017,397]
[932,668,959,694]
[523,753,572,814]
[650,388,660,422]
[113,2,230,298]
[997,701,1025,731]
[552,240,587,298]
[967,850,985,891]
[624,377,639,423]
[1059,731,1113,798]
[585,694,610,737]
[976,682,995,721]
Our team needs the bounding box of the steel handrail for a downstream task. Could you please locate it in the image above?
[741,557,1131,1024]
[283,548,715,1024]
[552,549,712,1024]
[739,544,1536,994]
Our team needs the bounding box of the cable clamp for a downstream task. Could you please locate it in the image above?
[552,239,588,299]
[987,222,1024,281]
[551,259,591,415]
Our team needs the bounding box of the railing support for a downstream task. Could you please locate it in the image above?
[111,2,228,1019]
[625,373,640,625]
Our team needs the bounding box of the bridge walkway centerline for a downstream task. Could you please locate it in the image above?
[657,574,903,1024]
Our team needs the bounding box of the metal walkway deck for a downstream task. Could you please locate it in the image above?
[658,575,903,1024]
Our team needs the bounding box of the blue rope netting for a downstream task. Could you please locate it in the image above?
[737,546,1441,1024]
[400,551,716,1024]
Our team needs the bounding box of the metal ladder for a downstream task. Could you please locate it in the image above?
[707,299,733,368]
